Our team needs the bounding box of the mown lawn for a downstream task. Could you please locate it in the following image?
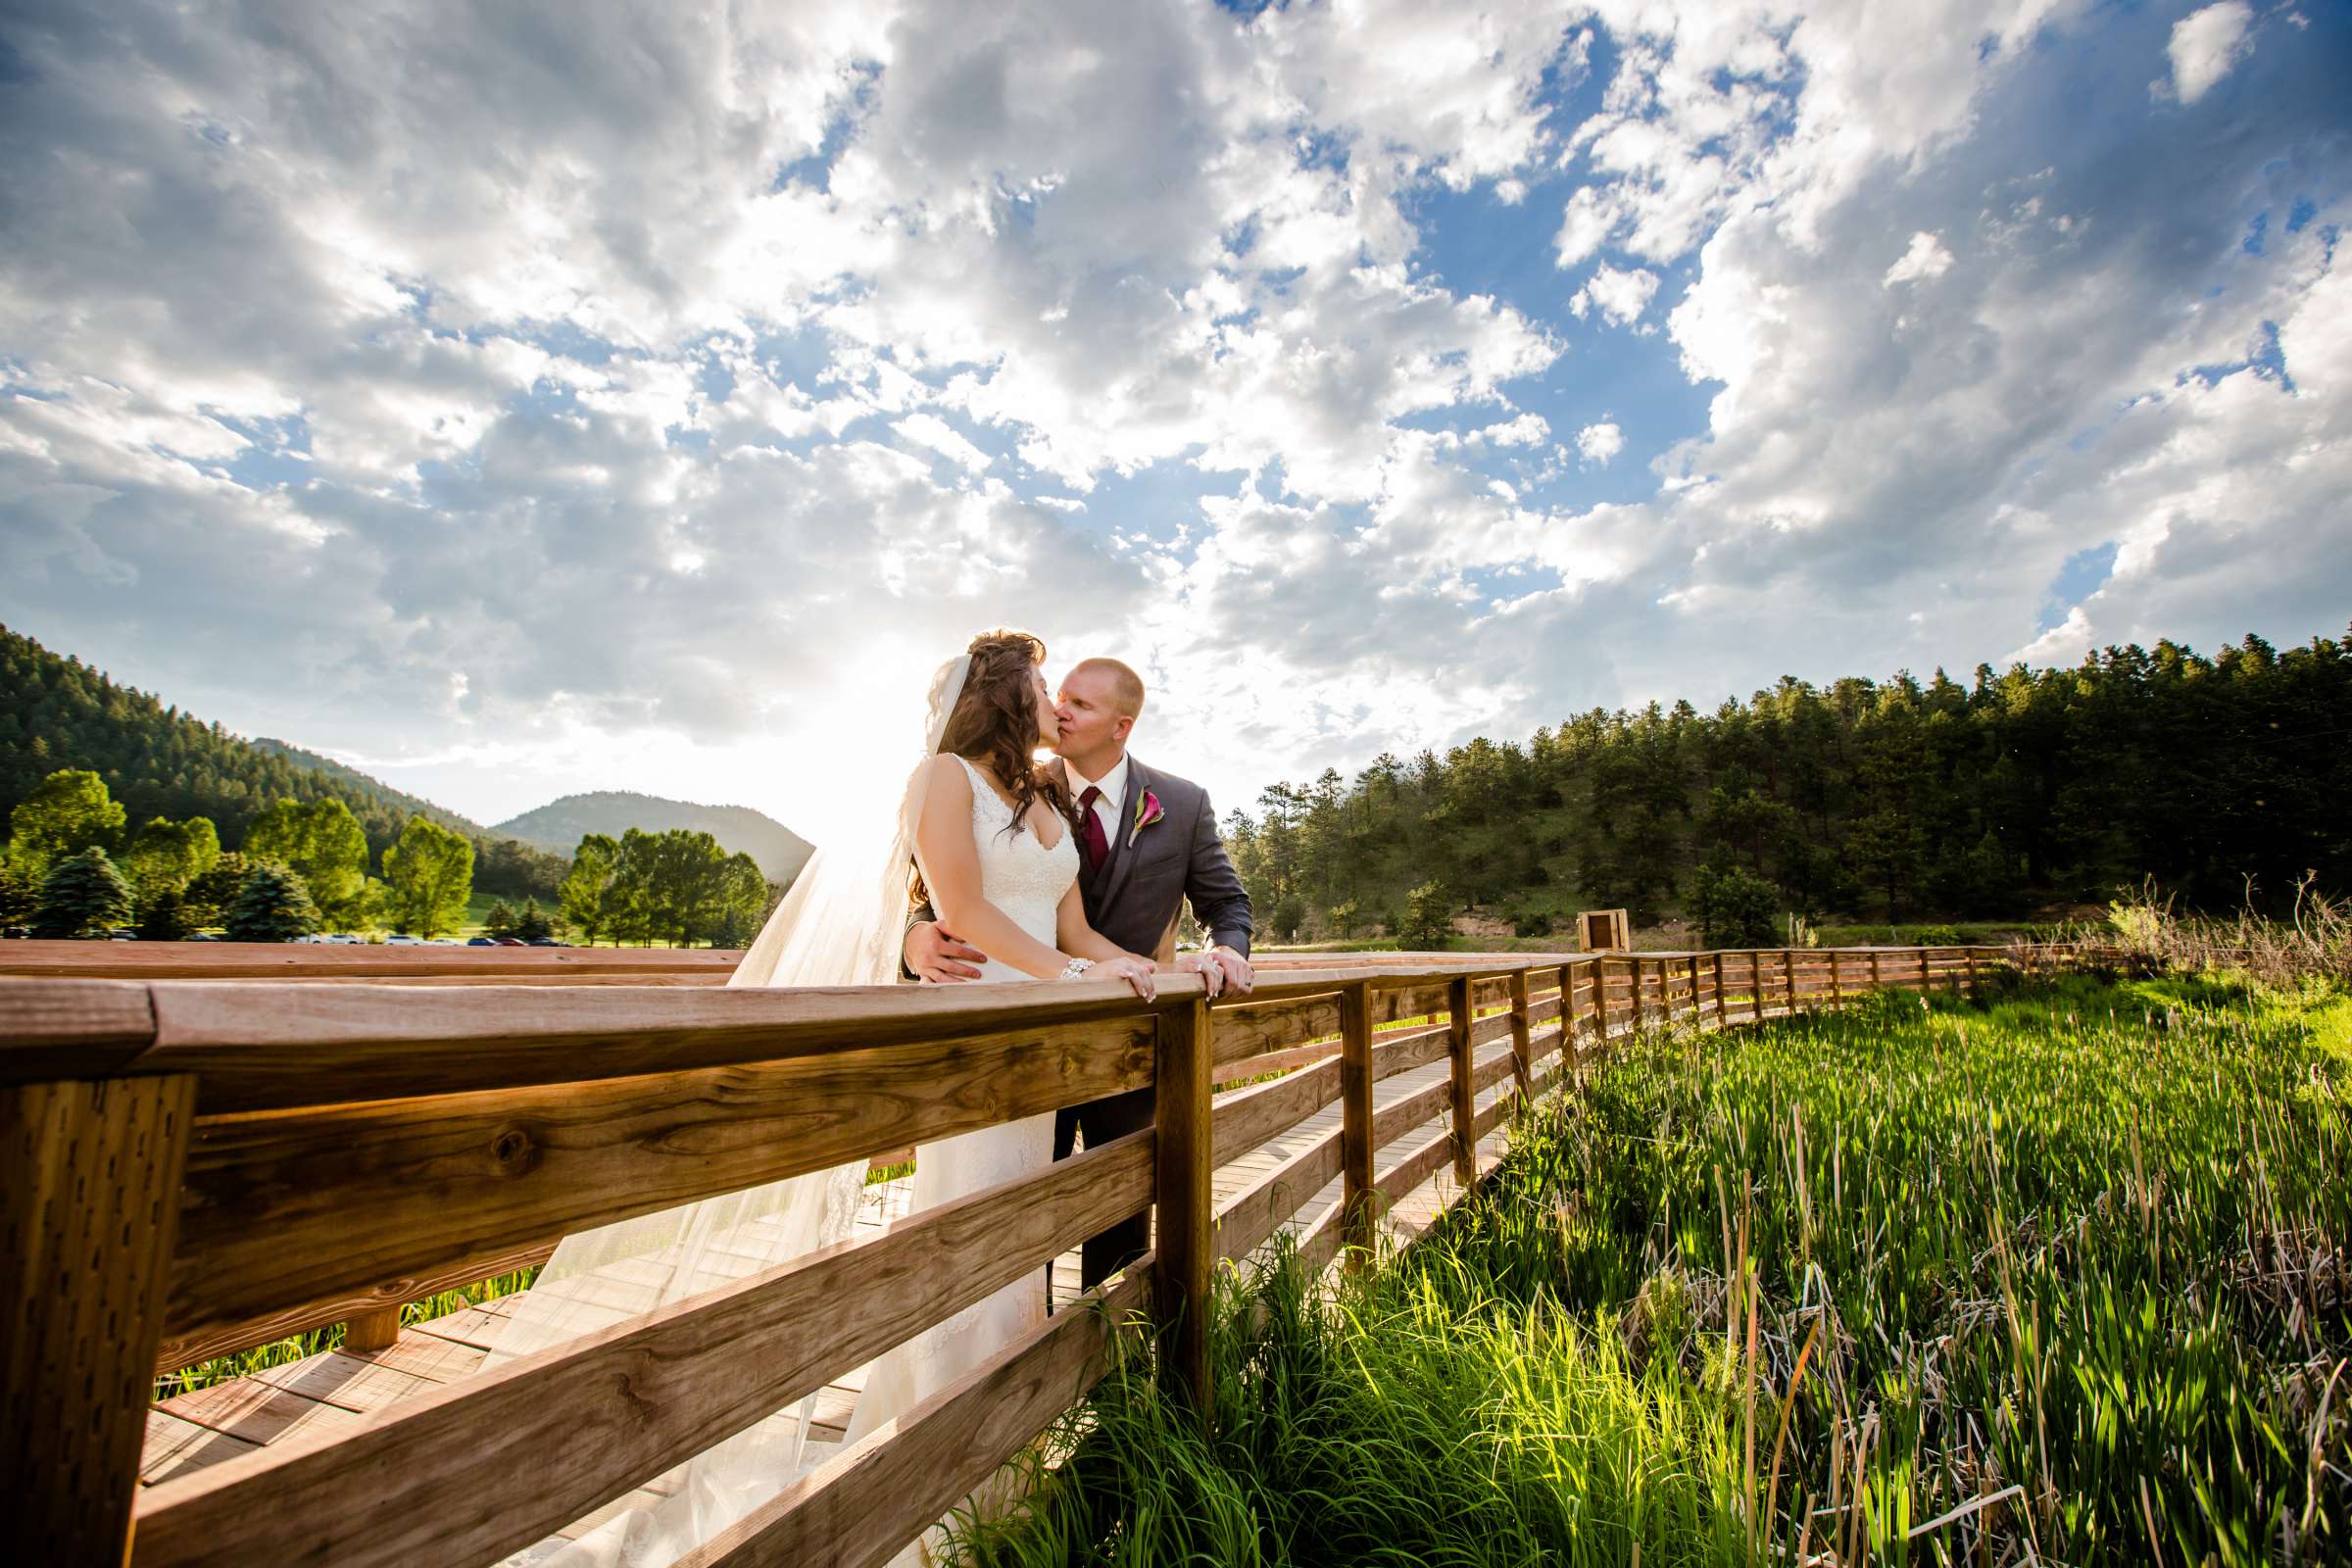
[951,973,2352,1566]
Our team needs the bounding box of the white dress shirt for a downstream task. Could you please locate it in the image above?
[1065,752,1129,852]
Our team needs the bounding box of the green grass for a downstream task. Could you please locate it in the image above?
[950,973,2352,1566]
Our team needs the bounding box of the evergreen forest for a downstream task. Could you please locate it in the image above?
[1226,627,2352,944]
[0,623,565,901]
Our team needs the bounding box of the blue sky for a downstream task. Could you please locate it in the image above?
[1,0,2346,836]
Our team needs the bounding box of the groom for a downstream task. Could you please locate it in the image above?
[905,655,1254,1290]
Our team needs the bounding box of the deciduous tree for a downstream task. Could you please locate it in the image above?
[382,816,473,938]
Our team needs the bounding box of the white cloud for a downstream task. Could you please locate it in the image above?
[1569,264,1662,326]
[893,413,994,475]
[2161,2,2256,104]
[1881,230,1955,286]
[0,0,2343,835]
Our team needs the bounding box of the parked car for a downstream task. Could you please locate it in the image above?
[493,936,528,947]
[2,926,27,939]
[428,937,464,945]
[381,933,423,946]
[466,936,500,947]
[185,931,220,942]
[110,929,140,940]
[526,936,565,947]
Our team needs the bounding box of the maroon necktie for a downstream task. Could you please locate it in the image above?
[1076,786,1109,872]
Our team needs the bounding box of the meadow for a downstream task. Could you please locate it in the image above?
[949,972,2352,1566]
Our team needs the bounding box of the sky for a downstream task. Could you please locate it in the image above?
[2,0,2346,839]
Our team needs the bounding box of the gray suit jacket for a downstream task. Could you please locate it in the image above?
[906,753,1252,969]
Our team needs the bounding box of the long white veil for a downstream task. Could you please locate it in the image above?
[485,653,972,1567]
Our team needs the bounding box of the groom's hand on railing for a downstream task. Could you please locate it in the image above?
[906,920,987,983]
[1175,946,1253,997]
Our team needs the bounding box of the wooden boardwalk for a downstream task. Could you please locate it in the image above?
[135,1038,1521,1551]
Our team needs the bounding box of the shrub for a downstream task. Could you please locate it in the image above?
[1689,860,1781,949]
[31,847,134,938]
[1396,880,1453,951]
[224,860,320,943]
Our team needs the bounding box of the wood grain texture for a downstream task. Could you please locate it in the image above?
[1446,976,1476,1189]
[165,1016,1155,1349]
[131,1132,1153,1568]
[1370,1020,1449,1083]
[0,978,158,1083]
[155,1240,556,1374]
[1214,1123,1343,1265]
[1212,1039,1338,1089]
[1375,1123,1455,1209]
[670,1269,1151,1568]
[1211,996,1341,1069]
[1209,1054,1340,1167]
[2,1072,194,1565]
[145,976,1173,1114]
[1152,998,1213,1426]
[1338,980,1374,1270]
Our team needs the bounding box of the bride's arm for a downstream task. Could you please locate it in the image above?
[913,756,1075,980]
[1055,888,1213,997]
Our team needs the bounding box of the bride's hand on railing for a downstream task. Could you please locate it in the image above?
[1061,954,1156,1000]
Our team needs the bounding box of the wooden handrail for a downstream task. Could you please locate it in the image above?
[1,942,2049,1566]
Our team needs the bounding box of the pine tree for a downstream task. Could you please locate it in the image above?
[224,861,320,943]
[484,898,520,939]
[1396,880,1453,951]
[515,898,553,942]
[31,847,135,938]
[137,887,192,942]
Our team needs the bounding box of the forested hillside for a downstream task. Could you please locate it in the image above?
[0,624,564,899]
[497,792,813,884]
[1228,629,2352,942]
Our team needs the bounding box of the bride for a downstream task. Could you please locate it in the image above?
[487,629,1177,1568]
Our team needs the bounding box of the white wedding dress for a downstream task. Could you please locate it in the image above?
[487,683,1080,1568]
[843,753,1077,1446]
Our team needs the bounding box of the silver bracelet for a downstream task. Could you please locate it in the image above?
[1058,956,1096,980]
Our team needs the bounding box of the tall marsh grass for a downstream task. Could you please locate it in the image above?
[953,974,2352,1566]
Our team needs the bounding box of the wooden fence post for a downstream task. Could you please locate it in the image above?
[1870,949,1883,993]
[1446,975,1477,1188]
[2,1073,197,1566]
[1967,947,1982,999]
[1920,947,1934,995]
[1338,980,1376,1273]
[1711,953,1727,1027]
[1830,950,1844,1009]
[1152,996,1213,1427]
[1689,956,1704,1025]
[341,1305,404,1353]
[1785,949,1800,1015]
[1506,967,1534,1109]
[1562,962,1583,1075]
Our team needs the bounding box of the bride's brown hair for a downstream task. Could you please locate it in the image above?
[937,629,1067,838]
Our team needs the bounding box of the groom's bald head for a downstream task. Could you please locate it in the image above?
[1068,657,1145,719]
[1054,658,1146,775]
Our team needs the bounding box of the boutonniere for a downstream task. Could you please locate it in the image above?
[1127,789,1164,849]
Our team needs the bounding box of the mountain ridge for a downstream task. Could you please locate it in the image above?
[494,790,815,883]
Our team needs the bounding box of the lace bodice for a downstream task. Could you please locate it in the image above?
[951,754,1078,968]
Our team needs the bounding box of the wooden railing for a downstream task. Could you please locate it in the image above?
[0,942,2026,1566]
